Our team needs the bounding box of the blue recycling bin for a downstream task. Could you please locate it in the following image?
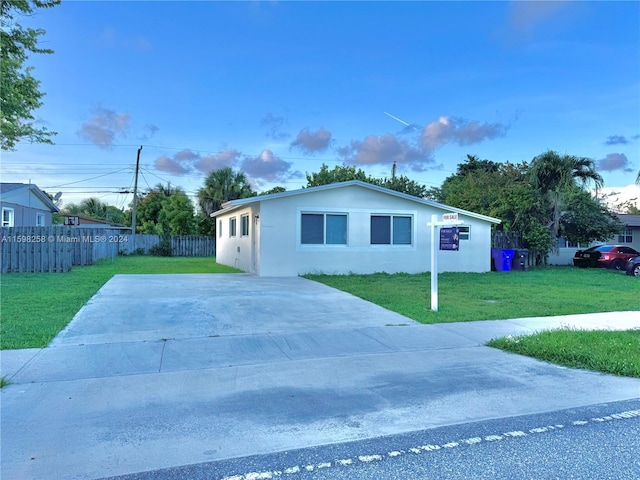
[491,248,515,272]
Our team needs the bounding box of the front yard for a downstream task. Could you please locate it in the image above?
[307,267,640,378]
[2,262,638,378]
[0,256,240,350]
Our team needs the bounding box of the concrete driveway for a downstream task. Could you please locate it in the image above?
[1,274,639,479]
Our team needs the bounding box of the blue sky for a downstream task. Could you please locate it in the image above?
[2,1,639,212]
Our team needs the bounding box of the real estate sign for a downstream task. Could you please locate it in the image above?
[440,227,459,251]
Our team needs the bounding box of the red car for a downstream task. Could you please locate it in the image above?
[573,245,640,270]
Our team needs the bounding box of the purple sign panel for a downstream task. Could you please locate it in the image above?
[440,227,459,251]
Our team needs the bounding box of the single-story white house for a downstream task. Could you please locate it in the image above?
[1,183,59,227]
[211,180,501,276]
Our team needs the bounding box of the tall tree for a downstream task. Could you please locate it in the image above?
[198,167,254,235]
[135,183,196,235]
[305,163,430,198]
[1,0,60,150]
[305,164,369,187]
[528,150,603,250]
[157,192,197,235]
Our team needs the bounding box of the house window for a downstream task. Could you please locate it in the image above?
[458,226,470,241]
[370,215,412,245]
[618,228,633,244]
[229,217,237,237]
[301,213,347,245]
[2,208,14,227]
[36,213,45,226]
[218,220,222,238]
[241,214,249,236]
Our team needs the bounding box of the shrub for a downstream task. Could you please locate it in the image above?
[149,238,172,257]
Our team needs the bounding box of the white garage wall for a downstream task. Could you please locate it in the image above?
[215,205,257,273]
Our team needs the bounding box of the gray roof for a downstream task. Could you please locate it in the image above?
[0,182,60,212]
[0,183,29,194]
[617,214,640,227]
[211,180,501,224]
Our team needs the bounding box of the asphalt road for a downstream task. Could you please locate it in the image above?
[105,399,640,480]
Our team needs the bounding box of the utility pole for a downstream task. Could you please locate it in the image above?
[130,145,142,250]
[391,161,397,180]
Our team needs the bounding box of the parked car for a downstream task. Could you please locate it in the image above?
[573,245,640,270]
[626,256,640,277]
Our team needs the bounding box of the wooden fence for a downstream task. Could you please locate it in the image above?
[0,227,216,273]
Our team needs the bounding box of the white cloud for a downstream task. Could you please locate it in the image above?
[78,107,131,148]
[337,133,430,171]
[240,149,300,184]
[597,153,633,173]
[419,116,509,151]
[153,148,241,176]
[195,149,242,174]
[261,113,291,140]
[291,127,332,153]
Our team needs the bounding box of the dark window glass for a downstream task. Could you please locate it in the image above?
[371,215,391,244]
[301,214,324,244]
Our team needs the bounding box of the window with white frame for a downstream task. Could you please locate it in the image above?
[458,225,470,241]
[618,228,633,244]
[36,213,45,226]
[2,207,14,227]
[241,214,249,236]
[370,215,412,245]
[218,220,222,237]
[301,213,347,245]
[229,217,237,237]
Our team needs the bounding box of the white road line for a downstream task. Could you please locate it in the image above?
[220,408,640,480]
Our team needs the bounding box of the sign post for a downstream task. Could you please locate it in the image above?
[427,212,463,312]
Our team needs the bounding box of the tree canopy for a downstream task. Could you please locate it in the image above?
[305,163,431,198]
[1,0,60,150]
[438,152,622,257]
[61,197,126,225]
[135,183,197,235]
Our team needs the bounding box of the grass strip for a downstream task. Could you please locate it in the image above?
[487,329,640,378]
[0,256,240,349]
[305,267,640,324]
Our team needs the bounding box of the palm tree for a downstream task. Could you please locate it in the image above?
[197,167,254,218]
[528,150,603,250]
[79,197,108,220]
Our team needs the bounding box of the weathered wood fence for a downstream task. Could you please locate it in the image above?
[0,227,215,273]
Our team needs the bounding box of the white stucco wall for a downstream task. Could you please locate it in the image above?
[215,185,495,276]
[215,205,259,273]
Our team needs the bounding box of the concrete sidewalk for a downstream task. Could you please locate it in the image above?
[1,274,639,480]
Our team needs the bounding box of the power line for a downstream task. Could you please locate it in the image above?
[45,167,132,188]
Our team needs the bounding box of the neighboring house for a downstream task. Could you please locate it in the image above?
[608,214,640,251]
[549,214,640,265]
[0,183,59,227]
[211,180,501,276]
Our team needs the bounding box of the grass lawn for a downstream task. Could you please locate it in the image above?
[307,267,640,378]
[305,267,640,324]
[0,256,240,350]
[487,329,640,378]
